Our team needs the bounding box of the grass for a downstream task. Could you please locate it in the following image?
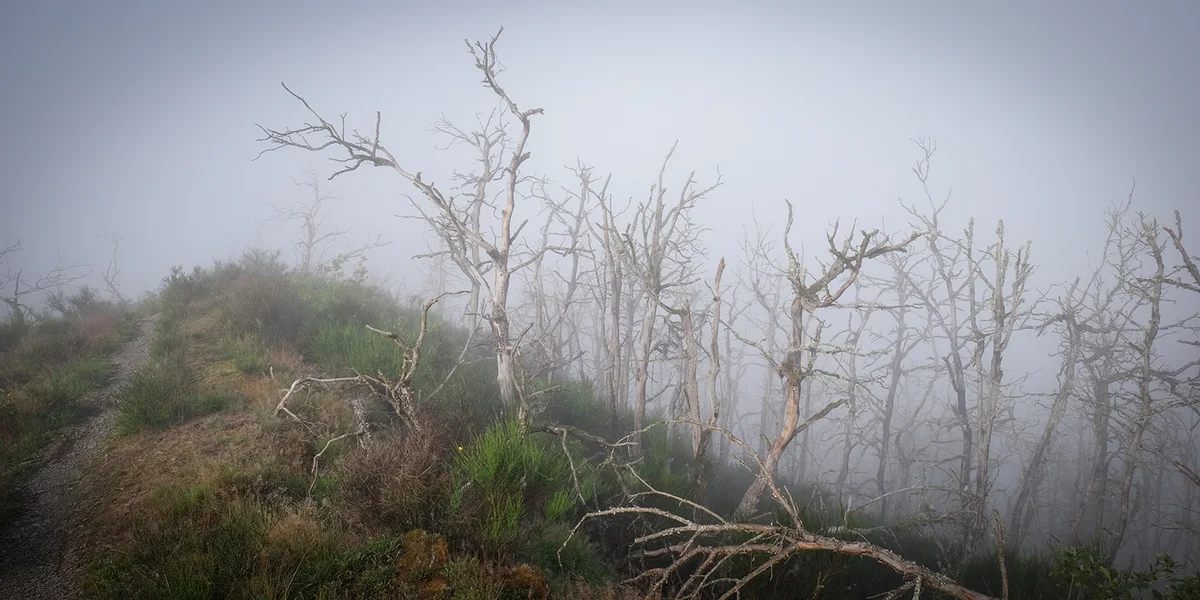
[76,253,1199,600]
[115,358,236,434]
[0,289,131,529]
[85,483,271,600]
[0,356,115,526]
[217,330,267,375]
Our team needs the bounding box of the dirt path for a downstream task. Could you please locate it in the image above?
[0,314,158,599]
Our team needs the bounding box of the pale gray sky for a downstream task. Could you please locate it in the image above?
[2,0,1197,297]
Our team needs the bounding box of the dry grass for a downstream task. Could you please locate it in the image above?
[78,411,290,546]
[336,425,452,533]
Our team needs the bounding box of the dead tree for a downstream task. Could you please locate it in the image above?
[268,170,345,274]
[568,421,998,600]
[622,142,718,454]
[1007,279,1085,547]
[521,164,594,381]
[1070,200,1143,542]
[365,291,469,431]
[863,251,925,522]
[1156,210,1200,487]
[965,220,1035,546]
[275,291,465,435]
[430,108,508,330]
[717,286,750,467]
[740,213,788,457]
[1163,209,1200,295]
[833,284,876,503]
[255,29,551,430]
[0,239,89,328]
[732,202,922,519]
[100,232,129,304]
[265,170,392,277]
[659,258,727,505]
[901,141,977,509]
[1108,213,1166,563]
[589,176,627,437]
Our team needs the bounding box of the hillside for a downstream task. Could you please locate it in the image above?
[2,253,1196,599]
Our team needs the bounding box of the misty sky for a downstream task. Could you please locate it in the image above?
[2,0,1198,299]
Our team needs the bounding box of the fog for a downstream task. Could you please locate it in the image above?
[3,0,1198,579]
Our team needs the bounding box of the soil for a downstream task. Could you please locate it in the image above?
[0,314,158,599]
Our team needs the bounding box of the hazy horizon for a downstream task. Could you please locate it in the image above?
[3,0,1197,300]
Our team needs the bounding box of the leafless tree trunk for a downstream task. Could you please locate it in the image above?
[902,141,977,517]
[100,233,129,304]
[268,170,344,274]
[590,173,628,437]
[870,252,922,522]
[732,202,921,519]
[256,29,556,431]
[834,287,873,502]
[623,142,717,454]
[687,258,726,504]
[1009,280,1083,547]
[1109,214,1165,563]
[718,287,748,468]
[1,240,89,327]
[967,221,1035,547]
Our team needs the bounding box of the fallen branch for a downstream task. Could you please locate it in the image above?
[273,375,366,434]
[559,416,997,600]
[309,429,367,495]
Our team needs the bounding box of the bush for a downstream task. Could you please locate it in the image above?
[521,523,610,589]
[159,264,211,325]
[221,271,305,348]
[303,278,400,334]
[1051,545,1200,599]
[957,549,1060,599]
[150,315,188,360]
[536,379,631,436]
[25,356,112,415]
[337,428,450,532]
[451,419,578,555]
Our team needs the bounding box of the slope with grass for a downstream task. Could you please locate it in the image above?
[0,312,156,599]
[42,254,1199,600]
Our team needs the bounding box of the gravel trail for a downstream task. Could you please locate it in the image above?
[0,314,158,599]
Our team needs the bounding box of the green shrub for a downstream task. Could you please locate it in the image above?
[222,271,305,348]
[150,318,188,360]
[957,549,1060,599]
[159,264,210,325]
[521,523,610,588]
[440,555,505,599]
[452,419,578,554]
[1051,545,1199,599]
[536,380,630,436]
[303,279,400,333]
